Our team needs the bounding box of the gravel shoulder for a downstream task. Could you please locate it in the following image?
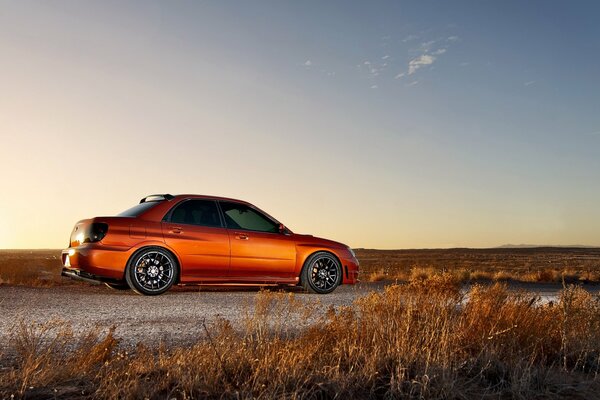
[0,282,386,350]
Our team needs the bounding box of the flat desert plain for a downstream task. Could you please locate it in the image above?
[2,247,600,399]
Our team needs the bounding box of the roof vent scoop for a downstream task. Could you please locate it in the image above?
[139,194,175,203]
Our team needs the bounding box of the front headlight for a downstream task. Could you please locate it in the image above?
[347,247,356,258]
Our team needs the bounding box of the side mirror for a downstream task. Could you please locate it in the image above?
[278,223,290,235]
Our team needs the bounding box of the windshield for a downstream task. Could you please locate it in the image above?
[117,201,161,217]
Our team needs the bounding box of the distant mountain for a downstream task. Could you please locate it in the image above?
[496,244,600,249]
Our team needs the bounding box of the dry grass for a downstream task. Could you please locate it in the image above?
[366,268,387,282]
[358,247,600,284]
[2,275,600,399]
[0,250,66,286]
[469,269,494,281]
[492,270,512,281]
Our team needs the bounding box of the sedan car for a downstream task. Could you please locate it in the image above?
[62,194,359,295]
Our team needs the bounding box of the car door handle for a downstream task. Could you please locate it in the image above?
[235,232,249,240]
[171,227,183,234]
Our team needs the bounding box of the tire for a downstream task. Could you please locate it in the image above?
[104,282,130,291]
[125,247,178,296]
[300,251,342,294]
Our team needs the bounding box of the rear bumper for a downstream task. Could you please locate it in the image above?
[61,243,132,281]
[61,268,114,285]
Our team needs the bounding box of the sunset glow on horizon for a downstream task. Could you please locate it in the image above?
[1,1,599,249]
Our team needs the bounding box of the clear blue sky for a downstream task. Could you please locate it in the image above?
[1,1,599,248]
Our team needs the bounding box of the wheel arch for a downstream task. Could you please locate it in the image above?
[126,244,182,284]
[297,247,343,281]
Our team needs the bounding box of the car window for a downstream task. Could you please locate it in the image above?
[118,201,161,217]
[169,200,222,228]
[220,202,278,233]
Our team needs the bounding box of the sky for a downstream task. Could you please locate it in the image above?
[1,0,599,249]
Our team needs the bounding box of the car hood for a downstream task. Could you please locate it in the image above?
[291,233,347,249]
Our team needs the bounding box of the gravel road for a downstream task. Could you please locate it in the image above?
[0,283,386,350]
[1,281,594,351]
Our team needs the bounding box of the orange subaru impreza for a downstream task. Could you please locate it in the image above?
[62,194,359,295]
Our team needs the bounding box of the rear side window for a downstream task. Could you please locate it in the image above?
[168,200,222,228]
[118,201,161,217]
[220,201,278,233]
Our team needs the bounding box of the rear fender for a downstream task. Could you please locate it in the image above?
[127,241,183,283]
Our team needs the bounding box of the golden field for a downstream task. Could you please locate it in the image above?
[355,247,600,283]
[2,275,600,398]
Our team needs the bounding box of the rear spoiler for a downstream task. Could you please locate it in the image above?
[140,194,175,204]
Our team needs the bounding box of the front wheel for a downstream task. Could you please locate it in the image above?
[125,247,178,296]
[300,252,342,294]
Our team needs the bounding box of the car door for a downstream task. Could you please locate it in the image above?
[162,199,230,279]
[219,201,296,279]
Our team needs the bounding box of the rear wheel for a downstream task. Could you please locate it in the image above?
[300,252,342,294]
[125,247,178,296]
[104,282,130,291]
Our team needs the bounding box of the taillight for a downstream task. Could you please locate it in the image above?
[88,223,108,243]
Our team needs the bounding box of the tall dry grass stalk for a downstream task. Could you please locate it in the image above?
[2,275,600,399]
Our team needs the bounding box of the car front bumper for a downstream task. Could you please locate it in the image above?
[341,256,360,284]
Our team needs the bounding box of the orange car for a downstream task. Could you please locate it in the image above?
[62,194,359,295]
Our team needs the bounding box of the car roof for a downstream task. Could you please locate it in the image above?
[170,194,251,204]
[140,194,252,205]
[136,194,257,222]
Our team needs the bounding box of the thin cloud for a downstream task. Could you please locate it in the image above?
[524,80,536,86]
[352,29,456,86]
[408,54,436,75]
[303,60,335,78]
[360,60,381,78]
[420,40,437,51]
